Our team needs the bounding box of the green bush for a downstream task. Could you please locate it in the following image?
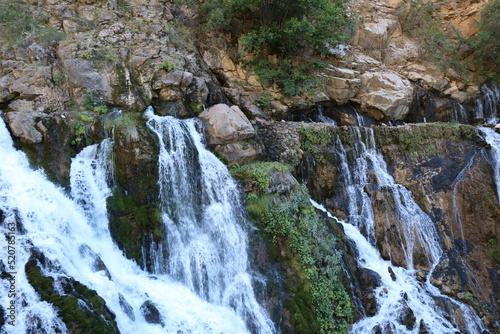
[157,59,177,71]
[261,187,352,333]
[472,0,500,80]
[200,0,352,96]
[0,0,33,44]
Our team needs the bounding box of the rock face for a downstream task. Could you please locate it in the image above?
[259,121,500,331]
[199,104,262,165]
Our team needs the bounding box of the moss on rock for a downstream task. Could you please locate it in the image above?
[26,263,118,334]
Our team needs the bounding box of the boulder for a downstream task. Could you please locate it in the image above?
[4,111,47,144]
[356,71,413,120]
[199,104,255,145]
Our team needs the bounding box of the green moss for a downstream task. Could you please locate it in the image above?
[230,162,287,194]
[107,187,163,262]
[26,265,118,333]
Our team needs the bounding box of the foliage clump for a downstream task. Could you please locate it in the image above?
[259,187,353,333]
[200,0,353,95]
[472,0,500,81]
[0,0,65,48]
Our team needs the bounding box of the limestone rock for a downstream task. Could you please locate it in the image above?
[4,111,47,144]
[214,141,262,166]
[356,71,413,120]
[199,104,255,145]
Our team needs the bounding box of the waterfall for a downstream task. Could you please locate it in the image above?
[323,128,486,333]
[451,102,469,124]
[335,127,441,268]
[0,112,273,333]
[474,82,500,124]
[145,107,275,333]
[480,127,500,206]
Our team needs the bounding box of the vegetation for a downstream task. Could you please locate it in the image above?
[396,0,468,79]
[0,0,65,47]
[472,0,500,81]
[486,233,500,264]
[157,59,177,71]
[84,89,109,114]
[252,186,352,333]
[26,265,118,333]
[300,126,335,160]
[200,0,353,95]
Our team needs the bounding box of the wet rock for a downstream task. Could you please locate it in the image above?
[441,285,453,295]
[119,293,135,321]
[140,300,163,325]
[398,302,416,330]
[388,267,397,281]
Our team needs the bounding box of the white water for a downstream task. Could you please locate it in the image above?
[145,107,275,333]
[451,102,468,124]
[474,82,500,124]
[0,111,273,333]
[336,127,441,268]
[324,127,485,333]
[479,127,500,206]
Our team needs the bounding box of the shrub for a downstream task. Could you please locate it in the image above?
[157,59,176,71]
[0,0,33,44]
[200,0,353,96]
[84,89,109,114]
[472,0,500,80]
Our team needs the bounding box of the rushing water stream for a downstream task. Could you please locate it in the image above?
[317,127,486,333]
[0,110,274,333]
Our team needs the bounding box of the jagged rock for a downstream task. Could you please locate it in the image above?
[4,111,47,144]
[356,71,413,120]
[354,18,400,51]
[199,104,255,145]
[266,163,300,194]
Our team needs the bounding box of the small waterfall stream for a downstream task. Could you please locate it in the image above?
[319,127,486,333]
[0,109,274,333]
[474,82,500,124]
[480,127,500,206]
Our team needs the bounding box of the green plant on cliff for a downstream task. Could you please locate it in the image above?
[0,0,33,44]
[200,0,353,96]
[84,89,109,114]
[300,126,334,160]
[230,162,273,191]
[486,233,500,264]
[472,0,500,81]
[26,265,118,333]
[260,186,352,333]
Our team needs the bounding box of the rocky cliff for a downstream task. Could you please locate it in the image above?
[1,0,499,333]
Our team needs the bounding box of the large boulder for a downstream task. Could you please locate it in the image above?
[199,104,255,145]
[198,104,261,165]
[355,71,413,120]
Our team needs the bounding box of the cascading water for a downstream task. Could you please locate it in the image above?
[474,82,500,124]
[322,127,486,333]
[451,102,469,124]
[0,111,274,333]
[144,107,275,333]
[479,127,500,206]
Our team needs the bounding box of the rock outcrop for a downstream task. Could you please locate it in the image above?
[199,103,262,165]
